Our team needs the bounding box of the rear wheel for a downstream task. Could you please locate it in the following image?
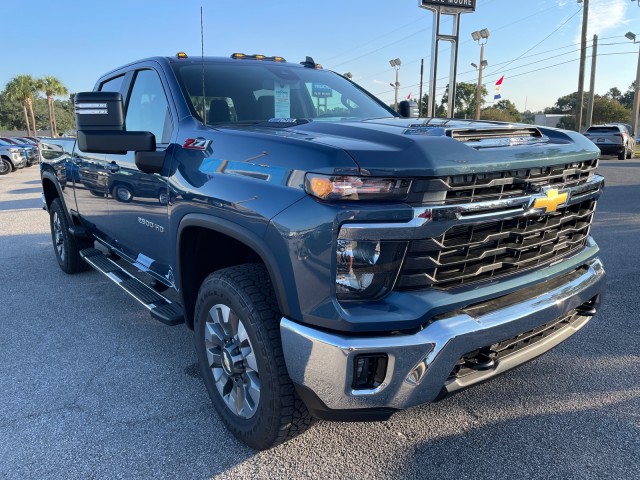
[194,264,313,450]
[618,149,626,160]
[49,198,91,274]
[627,145,634,159]
[0,158,11,175]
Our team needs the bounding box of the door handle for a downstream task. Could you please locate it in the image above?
[106,162,120,172]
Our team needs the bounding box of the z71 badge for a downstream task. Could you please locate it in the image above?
[183,137,212,150]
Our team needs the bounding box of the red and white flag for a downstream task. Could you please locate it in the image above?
[407,92,412,100]
[494,76,504,101]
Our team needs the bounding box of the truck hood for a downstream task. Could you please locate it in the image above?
[237,117,599,177]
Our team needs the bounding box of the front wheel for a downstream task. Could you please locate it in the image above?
[112,184,133,203]
[0,158,11,175]
[194,264,313,450]
[49,198,91,274]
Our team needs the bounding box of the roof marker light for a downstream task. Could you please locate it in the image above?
[176,52,188,59]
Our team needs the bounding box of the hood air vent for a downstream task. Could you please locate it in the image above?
[449,128,547,148]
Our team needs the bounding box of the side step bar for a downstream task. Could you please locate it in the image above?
[80,248,184,326]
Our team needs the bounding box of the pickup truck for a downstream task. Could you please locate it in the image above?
[40,52,605,450]
[0,141,27,174]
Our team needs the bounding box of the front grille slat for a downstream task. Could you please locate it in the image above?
[397,198,596,291]
[407,159,598,206]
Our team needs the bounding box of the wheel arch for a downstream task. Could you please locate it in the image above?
[1,154,15,168]
[41,170,76,225]
[177,214,294,329]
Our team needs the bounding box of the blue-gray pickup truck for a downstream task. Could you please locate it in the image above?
[40,52,605,449]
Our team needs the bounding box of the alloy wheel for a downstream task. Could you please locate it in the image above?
[204,303,260,419]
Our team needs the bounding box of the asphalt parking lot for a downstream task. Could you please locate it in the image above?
[1,159,638,480]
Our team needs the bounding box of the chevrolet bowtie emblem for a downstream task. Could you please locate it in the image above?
[533,189,568,213]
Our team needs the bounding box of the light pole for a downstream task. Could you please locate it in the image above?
[389,58,401,111]
[471,28,490,120]
[626,32,640,138]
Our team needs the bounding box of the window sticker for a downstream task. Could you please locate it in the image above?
[312,83,332,98]
[274,83,291,118]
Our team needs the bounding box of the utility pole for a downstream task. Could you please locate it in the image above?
[476,43,485,120]
[627,31,640,138]
[576,0,589,132]
[418,59,424,116]
[586,34,598,128]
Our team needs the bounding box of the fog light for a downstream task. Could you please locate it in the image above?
[353,354,388,390]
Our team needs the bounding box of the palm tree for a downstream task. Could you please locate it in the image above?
[40,76,68,137]
[4,75,39,135]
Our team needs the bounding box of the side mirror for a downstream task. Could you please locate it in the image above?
[75,91,156,155]
[398,100,420,118]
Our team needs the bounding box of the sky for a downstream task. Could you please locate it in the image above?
[2,0,640,113]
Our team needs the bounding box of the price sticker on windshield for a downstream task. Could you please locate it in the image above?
[274,83,291,118]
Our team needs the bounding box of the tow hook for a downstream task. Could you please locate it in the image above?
[464,349,498,371]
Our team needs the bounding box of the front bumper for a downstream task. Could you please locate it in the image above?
[281,257,604,418]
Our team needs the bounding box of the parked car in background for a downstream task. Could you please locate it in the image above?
[0,138,40,166]
[583,124,635,160]
[0,143,27,175]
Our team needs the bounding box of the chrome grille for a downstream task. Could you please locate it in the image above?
[407,159,598,205]
[397,198,595,290]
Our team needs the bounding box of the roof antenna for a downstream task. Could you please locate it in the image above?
[200,6,206,124]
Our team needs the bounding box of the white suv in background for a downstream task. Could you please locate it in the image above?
[583,124,635,160]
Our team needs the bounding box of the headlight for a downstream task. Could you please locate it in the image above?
[9,148,19,153]
[336,239,407,301]
[305,174,411,201]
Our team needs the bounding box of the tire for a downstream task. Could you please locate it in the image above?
[194,264,313,450]
[627,146,634,159]
[49,198,91,274]
[0,158,11,175]
[112,184,133,203]
[618,149,625,160]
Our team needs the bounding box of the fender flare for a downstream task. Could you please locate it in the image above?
[41,169,75,226]
[176,213,296,321]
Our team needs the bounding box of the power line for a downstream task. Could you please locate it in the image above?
[497,7,582,72]
[371,49,637,98]
[321,17,427,63]
[326,0,564,75]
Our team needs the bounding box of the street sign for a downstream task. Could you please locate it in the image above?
[419,0,476,12]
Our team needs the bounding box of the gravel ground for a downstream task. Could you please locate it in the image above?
[0,160,638,479]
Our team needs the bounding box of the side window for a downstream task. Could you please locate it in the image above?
[99,75,125,93]
[125,70,172,143]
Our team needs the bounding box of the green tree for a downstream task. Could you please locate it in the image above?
[606,87,622,103]
[482,99,521,122]
[591,96,631,125]
[520,110,537,124]
[621,82,635,110]
[3,75,39,135]
[441,82,488,119]
[39,76,68,137]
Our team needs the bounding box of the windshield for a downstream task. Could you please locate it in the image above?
[172,61,395,125]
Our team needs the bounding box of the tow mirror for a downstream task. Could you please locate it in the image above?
[398,100,420,118]
[75,91,156,155]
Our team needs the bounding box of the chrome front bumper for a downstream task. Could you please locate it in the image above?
[281,258,604,413]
